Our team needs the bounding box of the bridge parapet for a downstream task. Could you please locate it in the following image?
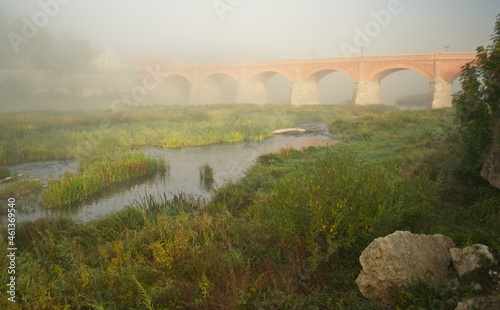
[159,53,476,71]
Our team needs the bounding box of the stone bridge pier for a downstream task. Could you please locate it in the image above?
[427,77,453,109]
[290,80,320,106]
[353,80,381,105]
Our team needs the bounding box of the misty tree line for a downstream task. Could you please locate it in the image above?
[0,10,90,73]
[0,9,92,106]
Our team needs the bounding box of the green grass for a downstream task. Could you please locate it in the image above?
[0,106,498,309]
[0,104,396,165]
[41,152,167,208]
[0,179,43,200]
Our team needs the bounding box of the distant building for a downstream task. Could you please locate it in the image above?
[88,48,121,73]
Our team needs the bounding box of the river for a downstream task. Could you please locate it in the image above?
[1,123,335,223]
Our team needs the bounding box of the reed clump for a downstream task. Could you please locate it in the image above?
[41,152,167,208]
[199,164,214,181]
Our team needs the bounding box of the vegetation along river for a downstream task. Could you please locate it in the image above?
[1,122,335,223]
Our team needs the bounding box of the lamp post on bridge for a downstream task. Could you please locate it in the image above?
[444,44,450,53]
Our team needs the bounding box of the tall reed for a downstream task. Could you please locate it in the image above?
[42,152,167,208]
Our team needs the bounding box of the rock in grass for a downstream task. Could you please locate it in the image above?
[450,244,496,278]
[455,296,500,310]
[481,120,500,189]
[356,231,456,303]
[481,146,500,189]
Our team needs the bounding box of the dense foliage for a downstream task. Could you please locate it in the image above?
[453,14,500,177]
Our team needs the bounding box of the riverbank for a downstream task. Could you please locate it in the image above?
[0,103,386,219]
[1,122,336,223]
[1,107,498,309]
[0,104,393,165]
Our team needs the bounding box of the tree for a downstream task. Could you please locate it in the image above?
[453,14,500,177]
[52,31,91,74]
[3,15,90,73]
[7,16,56,70]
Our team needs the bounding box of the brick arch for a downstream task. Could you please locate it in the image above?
[161,72,193,83]
[368,63,434,82]
[303,66,357,81]
[198,69,240,82]
[158,74,192,95]
[153,74,191,104]
[201,72,238,83]
[310,69,356,105]
[442,63,468,82]
[161,74,191,83]
[200,72,239,104]
[245,68,294,82]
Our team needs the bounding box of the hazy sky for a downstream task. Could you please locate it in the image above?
[2,0,500,62]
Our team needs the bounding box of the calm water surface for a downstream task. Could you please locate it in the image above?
[2,123,335,223]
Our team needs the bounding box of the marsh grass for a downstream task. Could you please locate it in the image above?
[41,152,167,208]
[1,107,498,309]
[0,179,43,200]
[0,104,394,165]
[199,164,215,191]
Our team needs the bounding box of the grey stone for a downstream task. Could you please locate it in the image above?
[356,231,456,303]
[455,296,500,310]
[481,147,500,189]
[450,244,496,278]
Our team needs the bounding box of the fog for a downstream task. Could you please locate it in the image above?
[1,0,499,109]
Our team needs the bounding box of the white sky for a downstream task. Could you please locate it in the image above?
[2,0,499,61]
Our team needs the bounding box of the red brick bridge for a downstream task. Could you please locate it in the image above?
[154,52,475,108]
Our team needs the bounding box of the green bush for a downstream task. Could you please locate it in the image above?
[453,14,500,178]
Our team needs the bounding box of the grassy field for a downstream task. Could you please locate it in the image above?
[1,105,498,309]
[0,104,395,165]
[0,103,393,211]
